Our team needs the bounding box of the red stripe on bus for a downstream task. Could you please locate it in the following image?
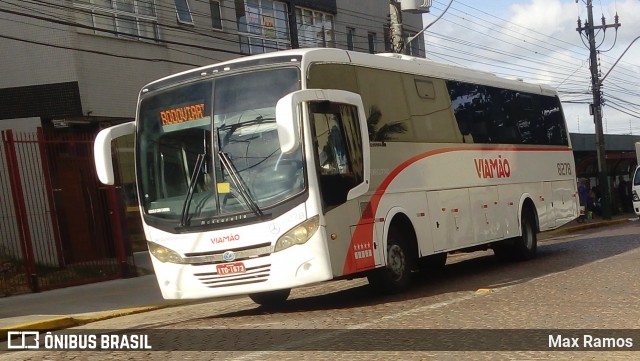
[342,146,573,275]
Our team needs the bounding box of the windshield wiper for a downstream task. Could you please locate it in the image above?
[218,149,263,218]
[219,116,275,139]
[179,153,206,227]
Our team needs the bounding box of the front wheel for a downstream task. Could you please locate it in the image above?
[367,230,415,294]
[248,289,291,307]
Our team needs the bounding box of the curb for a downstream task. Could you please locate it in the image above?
[0,301,189,338]
[541,217,633,237]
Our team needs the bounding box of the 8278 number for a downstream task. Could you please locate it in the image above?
[557,162,572,176]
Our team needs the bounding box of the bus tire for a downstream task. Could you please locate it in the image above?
[367,227,415,294]
[493,209,537,261]
[512,209,537,260]
[248,288,291,307]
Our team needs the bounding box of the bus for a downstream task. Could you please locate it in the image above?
[94,48,578,305]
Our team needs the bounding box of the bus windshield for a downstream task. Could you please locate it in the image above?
[137,67,304,227]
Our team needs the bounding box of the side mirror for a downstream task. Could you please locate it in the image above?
[276,89,370,200]
[276,89,368,154]
[275,93,302,154]
[94,121,135,185]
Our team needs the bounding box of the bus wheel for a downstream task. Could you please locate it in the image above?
[248,289,291,307]
[493,210,537,261]
[367,228,414,294]
[512,210,537,260]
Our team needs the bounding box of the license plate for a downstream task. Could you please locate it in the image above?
[216,262,246,275]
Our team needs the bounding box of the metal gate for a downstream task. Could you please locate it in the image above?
[0,128,134,296]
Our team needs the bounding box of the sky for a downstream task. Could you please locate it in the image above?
[421,0,640,135]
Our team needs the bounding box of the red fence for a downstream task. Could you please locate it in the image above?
[0,128,135,296]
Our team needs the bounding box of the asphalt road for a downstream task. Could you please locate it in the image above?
[3,221,640,360]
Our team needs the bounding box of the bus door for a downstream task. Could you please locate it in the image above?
[275,89,373,275]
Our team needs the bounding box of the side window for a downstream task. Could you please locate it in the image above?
[540,96,569,145]
[634,167,640,186]
[447,81,492,143]
[311,102,364,210]
[487,88,522,144]
[307,64,359,94]
[405,75,460,143]
[356,68,412,142]
[447,81,568,146]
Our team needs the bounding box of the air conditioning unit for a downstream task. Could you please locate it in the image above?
[400,0,432,13]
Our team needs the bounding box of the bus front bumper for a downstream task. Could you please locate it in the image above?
[149,231,333,300]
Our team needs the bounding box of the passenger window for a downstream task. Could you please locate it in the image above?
[356,68,412,142]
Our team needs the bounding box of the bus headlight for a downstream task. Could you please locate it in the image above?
[274,215,320,253]
[148,241,186,264]
[633,190,639,202]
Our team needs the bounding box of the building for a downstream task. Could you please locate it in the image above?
[0,0,426,294]
[571,133,639,215]
[0,0,426,132]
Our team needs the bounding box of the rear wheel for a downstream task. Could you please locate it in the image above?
[248,288,291,307]
[512,210,537,260]
[493,209,537,261]
[367,228,415,294]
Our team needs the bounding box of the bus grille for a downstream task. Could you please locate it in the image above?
[194,264,270,288]
[182,243,272,266]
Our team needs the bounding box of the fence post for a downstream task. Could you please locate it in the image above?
[2,130,39,292]
[36,128,65,269]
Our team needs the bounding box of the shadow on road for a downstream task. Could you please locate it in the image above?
[208,233,640,318]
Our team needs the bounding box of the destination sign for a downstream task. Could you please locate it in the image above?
[160,103,205,126]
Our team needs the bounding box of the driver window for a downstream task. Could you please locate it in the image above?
[311,101,364,210]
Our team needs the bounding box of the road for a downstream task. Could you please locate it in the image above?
[3,221,640,360]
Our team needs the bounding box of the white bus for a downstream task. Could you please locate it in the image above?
[95,48,578,305]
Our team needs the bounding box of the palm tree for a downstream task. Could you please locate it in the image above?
[366,106,407,141]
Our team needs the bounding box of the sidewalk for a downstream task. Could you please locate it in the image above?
[1,214,636,335]
[0,252,186,337]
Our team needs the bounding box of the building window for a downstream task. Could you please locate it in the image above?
[74,0,159,41]
[210,0,223,29]
[235,0,290,54]
[383,25,391,52]
[295,7,334,48]
[174,0,194,24]
[367,32,376,54]
[405,32,421,57]
[346,27,355,51]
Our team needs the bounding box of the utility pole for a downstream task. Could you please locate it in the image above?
[390,1,434,54]
[576,0,620,219]
[287,0,299,49]
[389,1,404,53]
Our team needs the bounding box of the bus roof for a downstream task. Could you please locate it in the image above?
[142,48,557,97]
